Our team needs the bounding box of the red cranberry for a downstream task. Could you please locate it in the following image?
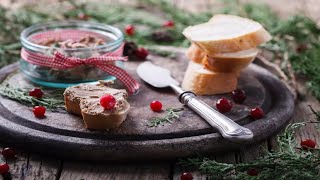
[180,172,193,180]
[163,20,175,27]
[135,47,149,59]
[232,89,246,104]
[296,44,308,53]
[77,12,89,20]
[1,148,15,159]
[216,98,232,113]
[0,164,9,174]
[33,106,46,118]
[150,101,162,112]
[100,94,116,110]
[301,139,316,150]
[29,88,44,99]
[125,25,135,36]
[246,168,258,176]
[250,107,264,119]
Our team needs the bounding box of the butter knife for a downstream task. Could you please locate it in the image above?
[137,61,253,142]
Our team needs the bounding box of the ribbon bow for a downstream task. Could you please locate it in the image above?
[21,47,140,94]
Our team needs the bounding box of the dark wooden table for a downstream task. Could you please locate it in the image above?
[0,1,319,179]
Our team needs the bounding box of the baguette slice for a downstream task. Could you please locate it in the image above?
[182,61,238,95]
[186,43,206,63]
[204,48,258,72]
[80,97,130,130]
[183,14,271,56]
[64,81,130,129]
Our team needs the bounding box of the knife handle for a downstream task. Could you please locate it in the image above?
[170,85,253,142]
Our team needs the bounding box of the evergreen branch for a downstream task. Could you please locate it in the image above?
[179,121,320,179]
[0,84,65,110]
[147,108,184,127]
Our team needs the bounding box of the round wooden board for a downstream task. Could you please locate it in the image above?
[0,52,294,161]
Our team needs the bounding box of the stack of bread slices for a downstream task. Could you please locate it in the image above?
[181,14,271,95]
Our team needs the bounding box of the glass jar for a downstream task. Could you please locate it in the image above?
[20,21,124,88]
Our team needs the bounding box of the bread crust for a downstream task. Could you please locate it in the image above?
[81,101,130,130]
[186,43,206,64]
[64,95,82,116]
[203,55,255,73]
[187,43,258,72]
[182,61,238,95]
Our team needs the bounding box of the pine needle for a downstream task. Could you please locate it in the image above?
[179,110,320,180]
[0,84,65,110]
[147,108,184,127]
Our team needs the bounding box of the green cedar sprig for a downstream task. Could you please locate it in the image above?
[0,84,65,110]
[147,108,184,127]
[179,122,320,179]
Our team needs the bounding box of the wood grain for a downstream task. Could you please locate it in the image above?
[24,154,61,180]
[60,162,171,180]
[291,76,320,146]
[0,147,61,180]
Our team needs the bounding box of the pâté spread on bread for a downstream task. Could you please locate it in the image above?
[64,81,130,130]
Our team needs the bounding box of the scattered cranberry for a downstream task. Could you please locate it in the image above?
[301,139,316,150]
[125,25,135,36]
[150,101,162,112]
[232,89,246,104]
[216,98,232,113]
[135,47,149,59]
[163,20,175,27]
[180,172,193,180]
[1,148,15,159]
[77,12,89,20]
[100,94,116,110]
[33,106,46,118]
[0,164,9,174]
[29,88,44,99]
[246,168,259,176]
[250,107,264,120]
[296,44,308,53]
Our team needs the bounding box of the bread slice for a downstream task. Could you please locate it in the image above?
[80,97,130,130]
[182,14,271,55]
[204,48,258,72]
[63,81,130,129]
[186,43,206,63]
[182,61,238,95]
[186,42,258,72]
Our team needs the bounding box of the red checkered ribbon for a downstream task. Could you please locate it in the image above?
[21,44,140,94]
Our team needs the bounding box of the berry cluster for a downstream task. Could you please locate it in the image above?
[215,89,265,120]
[123,21,175,60]
[29,88,47,118]
[123,41,149,60]
[0,147,16,177]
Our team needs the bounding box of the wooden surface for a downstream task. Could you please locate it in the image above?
[0,50,294,161]
[0,0,319,179]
